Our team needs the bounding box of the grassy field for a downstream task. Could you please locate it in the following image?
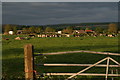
[2,35,120,79]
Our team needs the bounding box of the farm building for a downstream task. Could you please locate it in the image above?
[73,30,86,34]
[58,31,62,34]
[72,30,87,37]
[85,30,94,33]
[17,30,24,34]
[8,31,14,35]
[38,34,61,38]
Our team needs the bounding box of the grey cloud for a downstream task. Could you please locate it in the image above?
[2,2,118,25]
[1,0,120,2]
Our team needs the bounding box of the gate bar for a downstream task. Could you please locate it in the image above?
[66,57,108,80]
[37,64,120,67]
[35,50,120,56]
[46,73,120,76]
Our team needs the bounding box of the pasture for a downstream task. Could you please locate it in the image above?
[2,35,120,79]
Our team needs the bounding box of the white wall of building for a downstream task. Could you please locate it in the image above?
[9,31,14,35]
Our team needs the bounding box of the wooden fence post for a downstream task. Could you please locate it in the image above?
[24,44,34,80]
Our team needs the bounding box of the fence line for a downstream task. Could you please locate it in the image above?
[35,50,120,56]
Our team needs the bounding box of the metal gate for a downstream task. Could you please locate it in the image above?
[24,44,120,80]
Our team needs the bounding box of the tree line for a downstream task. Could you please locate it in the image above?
[2,23,118,35]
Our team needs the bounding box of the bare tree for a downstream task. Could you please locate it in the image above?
[108,23,118,33]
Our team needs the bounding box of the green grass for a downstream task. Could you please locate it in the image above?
[2,35,120,79]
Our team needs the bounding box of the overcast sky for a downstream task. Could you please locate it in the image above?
[1,0,120,2]
[2,2,118,25]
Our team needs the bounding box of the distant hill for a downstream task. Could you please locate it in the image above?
[42,22,111,30]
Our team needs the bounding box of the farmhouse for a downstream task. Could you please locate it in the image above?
[72,30,87,37]
[73,30,86,34]
[58,31,62,34]
[38,34,61,38]
[85,30,94,33]
[8,31,14,35]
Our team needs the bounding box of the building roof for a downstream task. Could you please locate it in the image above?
[74,30,86,33]
[85,30,93,32]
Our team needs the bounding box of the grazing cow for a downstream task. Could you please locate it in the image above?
[15,37,25,40]
[108,34,115,37]
[3,38,9,40]
[38,35,41,37]
[41,34,46,37]
[66,34,70,37]
[29,35,35,38]
[55,35,57,37]
[93,35,97,37]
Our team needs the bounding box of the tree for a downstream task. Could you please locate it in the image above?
[108,23,118,33]
[22,28,29,34]
[103,29,108,34]
[45,27,55,33]
[66,26,73,30]
[62,26,73,34]
[4,24,12,33]
[85,27,90,30]
[95,27,103,34]
[29,26,35,33]
[34,27,42,34]
[12,26,17,34]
